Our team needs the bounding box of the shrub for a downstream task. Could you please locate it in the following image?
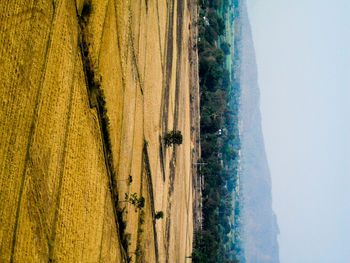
[220,42,231,55]
[155,211,164,220]
[164,130,183,147]
[124,193,145,211]
[127,175,133,185]
[81,1,92,18]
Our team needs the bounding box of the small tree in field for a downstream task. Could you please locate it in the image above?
[164,130,183,147]
[155,211,164,220]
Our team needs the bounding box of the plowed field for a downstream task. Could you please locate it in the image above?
[0,0,199,262]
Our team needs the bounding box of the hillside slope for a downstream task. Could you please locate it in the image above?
[239,1,280,262]
[0,0,199,262]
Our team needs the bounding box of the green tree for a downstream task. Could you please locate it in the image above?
[164,130,183,146]
[124,193,145,210]
[155,211,164,220]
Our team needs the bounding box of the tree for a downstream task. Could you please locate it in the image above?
[155,211,164,220]
[124,193,145,211]
[220,42,231,55]
[164,130,183,146]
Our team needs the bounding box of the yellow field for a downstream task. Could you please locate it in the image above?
[0,0,200,262]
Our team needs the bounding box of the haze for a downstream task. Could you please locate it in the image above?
[247,0,350,262]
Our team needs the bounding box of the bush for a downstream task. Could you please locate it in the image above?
[220,42,231,55]
[155,211,164,220]
[81,1,92,18]
[124,193,145,211]
[164,130,183,146]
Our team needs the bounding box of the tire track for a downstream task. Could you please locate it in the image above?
[143,143,159,263]
[47,46,77,263]
[161,0,175,259]
[98,189,108,263]
[165,0,185,260]
[135,144,145,262]
[97,0,112,68]
[113,0,127,174]
[158,0,175,186]
[156,0,164,77]
[10,1,59,261]
[128,0,144,95]
[161,0,174,136]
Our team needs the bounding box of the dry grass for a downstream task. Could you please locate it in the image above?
[0,0,199,262]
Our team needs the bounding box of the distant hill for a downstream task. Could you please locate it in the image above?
[239,1,280,262]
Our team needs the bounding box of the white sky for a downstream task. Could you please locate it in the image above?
[246,0,350,262]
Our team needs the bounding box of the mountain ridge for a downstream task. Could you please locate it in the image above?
[239,1,280,262]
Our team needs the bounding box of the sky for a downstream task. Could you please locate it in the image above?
[246,0,350,262]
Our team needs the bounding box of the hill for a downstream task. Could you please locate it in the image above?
[239,1,280,262]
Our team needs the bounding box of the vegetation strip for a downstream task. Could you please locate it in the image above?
[192,0,242,262]
[77,2,128,261]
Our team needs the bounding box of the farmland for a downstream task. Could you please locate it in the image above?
[0,0,200,262]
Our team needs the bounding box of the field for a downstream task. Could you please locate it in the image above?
[0,0,200,262]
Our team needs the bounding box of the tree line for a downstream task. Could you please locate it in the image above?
[192,0,242,262]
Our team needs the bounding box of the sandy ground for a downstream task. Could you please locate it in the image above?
[0,0,199,262]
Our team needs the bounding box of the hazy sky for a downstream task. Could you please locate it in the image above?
[246,0,350,262]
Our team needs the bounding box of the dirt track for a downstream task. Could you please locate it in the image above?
[0,0,200,262]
